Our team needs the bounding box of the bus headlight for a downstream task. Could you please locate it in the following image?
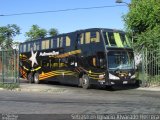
[109,73,120,80]
[131,74,136,79]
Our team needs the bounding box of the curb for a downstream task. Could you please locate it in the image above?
[0,86,67,93]
[14,87,67,93]
[0,85,160,92]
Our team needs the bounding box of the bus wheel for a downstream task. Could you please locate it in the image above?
[28,73,33,83]
[82,74,90,89]
[34,73,40,84]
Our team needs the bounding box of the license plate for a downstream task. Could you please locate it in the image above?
[123,81,128,84]
[98,80,105,82]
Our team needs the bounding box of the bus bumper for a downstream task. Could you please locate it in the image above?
[105,79,136,86]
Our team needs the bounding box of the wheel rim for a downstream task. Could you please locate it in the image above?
[82,77,88,86]
[34,74,39,83]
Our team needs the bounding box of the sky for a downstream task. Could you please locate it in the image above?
[0,0,130,42]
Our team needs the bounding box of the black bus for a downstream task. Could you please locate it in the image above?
[19,28,136,89]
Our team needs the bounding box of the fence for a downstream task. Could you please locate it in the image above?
[0,49,19,83]
[137,48,160,87]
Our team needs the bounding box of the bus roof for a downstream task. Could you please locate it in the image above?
[20,28,125,44]
[74,28,125,33]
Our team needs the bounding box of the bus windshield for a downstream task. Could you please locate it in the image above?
[108,51,134,70]
[103,32,130,47]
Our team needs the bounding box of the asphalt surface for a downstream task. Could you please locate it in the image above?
[0,79,160,120]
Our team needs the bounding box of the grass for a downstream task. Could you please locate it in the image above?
[0,83,19,90]
[136,72,160,87]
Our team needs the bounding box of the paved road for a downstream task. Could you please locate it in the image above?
[0,83,160,120]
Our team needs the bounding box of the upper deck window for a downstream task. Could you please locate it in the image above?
[57,38,60,48]
[77,33,84,45]
[53,38,58,48]
[66,36,71,46]
[23,44,26,52]
[42,40,49,50]
[59,37,64,47]
[27,43,31,52]
[85,32,90,44]
[90,32,100,43]
[33,41,40,51]
[108,32,116,46]
[85,32,100,44]
[19,44,23,53]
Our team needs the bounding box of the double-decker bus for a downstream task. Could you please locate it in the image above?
[19,28,136,89]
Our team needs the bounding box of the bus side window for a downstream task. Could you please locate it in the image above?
[92,57,96,67]
[77,33,84,45]
[57,38,60,48]
[51,38,53,48]
[59,58,68,67]
[23,44,26,52]
[33,42,36,51]
[59,37,64,48]
[93,52,106,68]
[20,44,23,53]
[27,43,31,52]
[91,32,100,43]
[85,32,90,44]
[41,40,50,50]
[46,40,49,49]
[36,41,40,50]
[96,32,100,42]
[66,36,71,46]
[52,38,57,48]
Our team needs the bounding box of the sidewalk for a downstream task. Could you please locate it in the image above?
[0,79,160,92]
[136,86,160,91]
[17,83,67,93]
[17,82,160,92]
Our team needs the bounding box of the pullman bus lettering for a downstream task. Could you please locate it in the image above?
[19,28,136,88]
[39,51,59,56]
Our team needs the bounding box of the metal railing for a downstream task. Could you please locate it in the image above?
[0,49,19,83]
[137,48,160,87]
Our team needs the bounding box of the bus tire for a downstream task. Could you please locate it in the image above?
[82,74,90,89]
[34,73,40,84]
[28,72,34,83]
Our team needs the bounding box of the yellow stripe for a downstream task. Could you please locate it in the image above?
[39,69,104,80]
[88,74,99,77]
[114,33,123,47]
[50,49,81,58]
[106,32,111,46]
[39,73,76,80]
[39,70,76,80]
[125,35,131,47]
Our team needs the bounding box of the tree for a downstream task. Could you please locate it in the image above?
[25,25,59,41]
[48,28,59,37]
[25,25,47,41]
[124,0,160,85]
[124,0,160,50]
[0,24,20,49]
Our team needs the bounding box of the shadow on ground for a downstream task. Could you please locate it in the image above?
[19,78,139,92]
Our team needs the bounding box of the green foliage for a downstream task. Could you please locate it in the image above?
[134,26,160,50]
[48,28,59,37]
[0,24,20,49]
[25,25,47,41]
[124,0,160,50]
[25,25,59,41]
